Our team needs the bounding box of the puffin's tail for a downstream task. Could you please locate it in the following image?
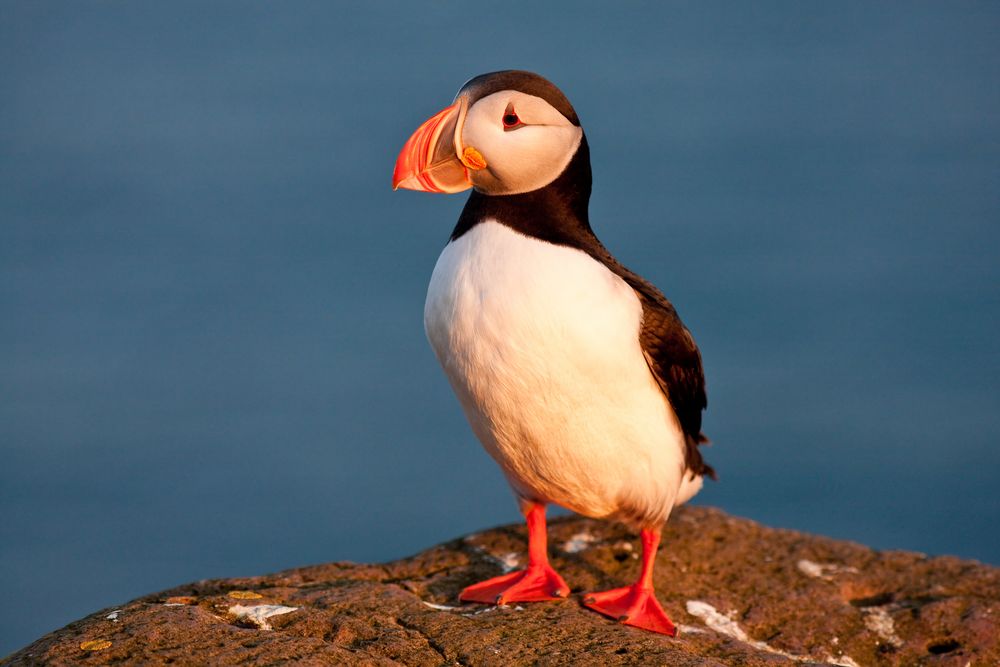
[676,471,704,506]
[684,432,716,479]
[676,432,715,505]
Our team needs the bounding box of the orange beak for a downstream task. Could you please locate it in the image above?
[392,99,475,193]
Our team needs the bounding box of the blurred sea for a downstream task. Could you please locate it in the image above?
[2,2,998,655]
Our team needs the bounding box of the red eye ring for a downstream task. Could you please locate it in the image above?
[502,103,522,130]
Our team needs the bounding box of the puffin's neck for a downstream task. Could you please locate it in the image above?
[450,136,595,247]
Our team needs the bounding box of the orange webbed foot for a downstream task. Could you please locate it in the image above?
[460,563,570,605]
[583,584,677,636]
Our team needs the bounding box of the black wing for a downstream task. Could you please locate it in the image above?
[589,248,715,480]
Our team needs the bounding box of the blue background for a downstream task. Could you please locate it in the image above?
[2,1,998,655]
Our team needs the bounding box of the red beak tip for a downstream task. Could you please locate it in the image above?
[392,101,471,195]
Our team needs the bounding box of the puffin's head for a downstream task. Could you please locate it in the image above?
[392,71,583,196]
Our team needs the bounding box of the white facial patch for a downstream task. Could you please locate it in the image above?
[461,91,583,195]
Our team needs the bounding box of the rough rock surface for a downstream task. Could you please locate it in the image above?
[6,507,998,666]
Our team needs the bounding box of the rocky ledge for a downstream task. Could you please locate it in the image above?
[6,507,998,666]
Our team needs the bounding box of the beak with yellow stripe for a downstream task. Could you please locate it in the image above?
[391,95,486,194]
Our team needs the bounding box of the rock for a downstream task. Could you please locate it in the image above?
[6,507,998,665]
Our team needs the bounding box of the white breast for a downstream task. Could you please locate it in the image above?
[424,221,690,526]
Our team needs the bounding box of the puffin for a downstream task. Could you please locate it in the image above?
[392,70,713,636]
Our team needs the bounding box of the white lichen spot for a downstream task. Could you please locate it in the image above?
[797,559,827,578]
[469,546,520,573]
[497,552,520,573]
[163,603,186,607]
[685,600,749,642]
[824,653,862,667]
[676,624,708,635]
[862,606,903,648]
[561,531,597,553]
[686,600,806,661]
[797,559,858,580]
[105,610,121,622]
[461,605,499,618]
[229,604,298,630]
[422,601,461,611]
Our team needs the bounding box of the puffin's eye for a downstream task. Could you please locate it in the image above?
[502,103,522,130]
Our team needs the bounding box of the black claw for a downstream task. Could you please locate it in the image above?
[618,614,629,622]
[583,596,596,604]
[495,595,504,605]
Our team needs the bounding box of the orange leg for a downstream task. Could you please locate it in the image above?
[583,528,676,636]
[460,503,570,605]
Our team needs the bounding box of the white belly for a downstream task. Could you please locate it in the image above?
[424,221,689,526]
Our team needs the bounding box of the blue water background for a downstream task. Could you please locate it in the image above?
[2,2,998,655]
